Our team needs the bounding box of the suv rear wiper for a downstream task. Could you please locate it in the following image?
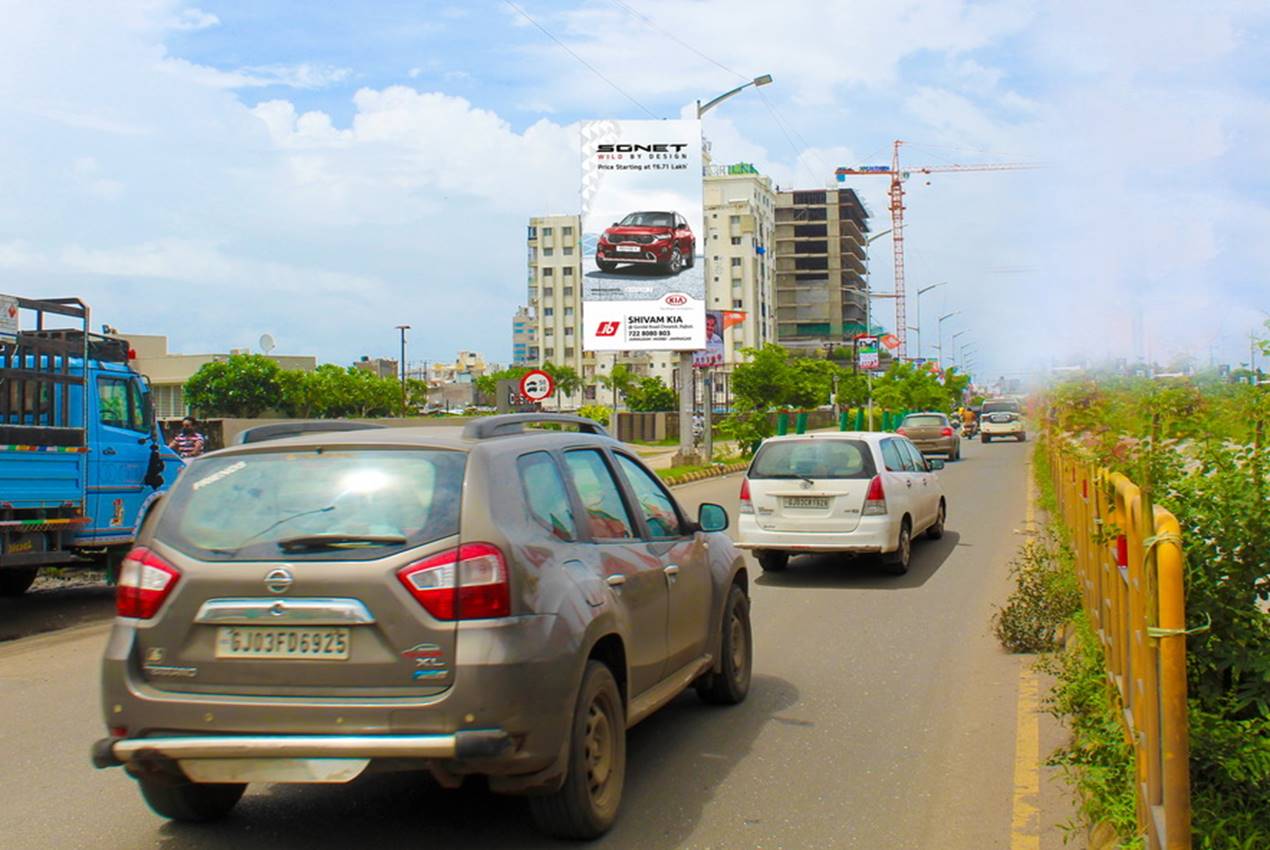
[276,533,407,552]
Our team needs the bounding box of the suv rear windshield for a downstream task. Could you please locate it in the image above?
[750,439,877,480]
[155,449,466,561]
[982,400,1021,414]
[901,414,946,427]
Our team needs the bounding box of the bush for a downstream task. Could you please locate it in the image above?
[991,529,1081,653]
[1041,612,1142,847]
[577,404,611,427]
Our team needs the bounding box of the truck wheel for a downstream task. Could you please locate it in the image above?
[883,519,912,575]
[756,551,788,572]
[137,774,245,822]
[0,568,38,597]
[696,583,752,705]
[528,661,625,839]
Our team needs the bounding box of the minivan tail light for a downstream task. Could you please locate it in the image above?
[739,478,753,514]
[863,475,887,516]
[115,547,180,619]
[397,543,510,620]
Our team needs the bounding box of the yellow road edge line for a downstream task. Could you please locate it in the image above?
[1013,460,1041,849]
[1012,665,1041,849]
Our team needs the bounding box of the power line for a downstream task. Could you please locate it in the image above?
[608,0,747,81]
[503,0,658,119]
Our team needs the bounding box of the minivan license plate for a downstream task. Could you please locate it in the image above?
[784,496,829,509]
[215,627,350,660]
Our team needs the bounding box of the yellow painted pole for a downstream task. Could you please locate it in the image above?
[1153,507,1192,849]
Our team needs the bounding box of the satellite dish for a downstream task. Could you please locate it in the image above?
[259,333,276,354]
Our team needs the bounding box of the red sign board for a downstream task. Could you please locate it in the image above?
[519,369,554,401]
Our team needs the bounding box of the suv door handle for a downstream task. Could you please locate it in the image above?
[605,575,626,588]
[663,564,680,585]
[905,479,912,488]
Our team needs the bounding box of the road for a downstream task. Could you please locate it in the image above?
[0,438,1043,850]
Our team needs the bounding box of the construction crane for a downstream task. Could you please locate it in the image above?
[835,140,1036,360]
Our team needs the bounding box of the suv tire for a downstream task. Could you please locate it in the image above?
[597,260,618,273]
[529,661,625,839]
[137,774,245,822]
[756,551,788,572]
[664,247,683,275]
[696,584,752,705]
[981,435,991,443]
[883,519,912,575]
[0,567,38,597]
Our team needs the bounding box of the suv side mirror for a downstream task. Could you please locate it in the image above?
[697,503,728,532]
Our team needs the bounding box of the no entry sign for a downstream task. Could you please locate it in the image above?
[519,369,554,402]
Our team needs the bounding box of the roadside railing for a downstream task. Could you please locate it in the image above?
[1047,435,1191,850]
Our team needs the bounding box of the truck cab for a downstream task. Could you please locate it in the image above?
[0,296,182,596]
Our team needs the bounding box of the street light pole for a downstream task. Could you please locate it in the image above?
[950,330,969,368]
[914,282,947,361]
[935,311,961,365]
[678,73,773,465]
[395,324,410,417]
[861,228,893,430]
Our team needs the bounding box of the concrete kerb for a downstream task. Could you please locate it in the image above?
[663,461,749,488]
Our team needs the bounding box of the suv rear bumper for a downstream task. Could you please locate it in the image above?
[735,515,898,553]
[93,729,510,768]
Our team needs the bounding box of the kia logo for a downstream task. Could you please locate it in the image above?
[264,568,294,594]
[664,293,687,306]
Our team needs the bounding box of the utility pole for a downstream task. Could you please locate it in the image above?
[395,324,410,417]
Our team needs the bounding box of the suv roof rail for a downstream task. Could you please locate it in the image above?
[233,420,388,445]
[462,414,611,440]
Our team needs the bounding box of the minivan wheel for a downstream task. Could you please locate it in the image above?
[883,520,912,575]
[756,550,788,572]
[697,583,753,705]
[927,501,946,540]
[529,661,625,839]
[137,774,245,822]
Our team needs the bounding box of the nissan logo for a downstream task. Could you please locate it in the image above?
[264,568,294,594]
[664,293,688,306]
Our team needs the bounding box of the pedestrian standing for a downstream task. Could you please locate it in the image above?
[168,417,206,459]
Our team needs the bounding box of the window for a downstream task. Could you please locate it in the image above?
[730,215,741,225]
[97,377,145,432]
[564,327,574,336]
[542,227,553,237]
[517,452,576,541]
[564,307,574,316]
[750,439,876,480]
[543,327,554,336]
[615,454,683,538]
[731,237,741,245]
[543,307,553,317]
[881,439,906,472]
[731,257,743,267]
[565,347,575,358]
[543,248,554,257]
[563,246,573,255]
[543,267,553,277]
[563,267,573,277]
[562,226,573,237]
[563,450,635,539]
[733,299,743,308]
[563,286,574,296]
[543,287,553,297]
[900,440,927,471]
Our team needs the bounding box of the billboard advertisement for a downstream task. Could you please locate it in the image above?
[857,336,880,370]
[580,119,704,352]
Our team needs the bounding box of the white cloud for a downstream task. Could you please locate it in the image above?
[158,58,352,90]
[169,8,220,31]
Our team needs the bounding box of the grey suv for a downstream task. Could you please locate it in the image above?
[92,414,751,839]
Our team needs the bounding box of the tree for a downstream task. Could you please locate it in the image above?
[542,362,582,410]
[624,376,677,412]
[474,366,532,400]
[596,363,638,409]
[184,354,283,418]
[731,343,847,411]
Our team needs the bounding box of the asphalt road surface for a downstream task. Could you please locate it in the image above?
[0,438,1040,850]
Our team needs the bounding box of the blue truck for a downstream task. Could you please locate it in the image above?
[0,296,183,596]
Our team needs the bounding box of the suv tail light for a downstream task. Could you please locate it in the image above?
[896,427,907,436]
[116,547,180,619]
[941,426,954,437]
[397,543,510,620]
[739,478,753,514]
[863,475,887,516]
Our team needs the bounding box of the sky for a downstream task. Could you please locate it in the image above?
[1,0,1268,378]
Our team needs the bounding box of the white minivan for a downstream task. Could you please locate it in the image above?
[735,432,947,575]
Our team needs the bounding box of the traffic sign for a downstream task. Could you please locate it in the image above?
[519,369,554,402]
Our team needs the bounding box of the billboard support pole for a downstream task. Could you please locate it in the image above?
[675,352,698,464]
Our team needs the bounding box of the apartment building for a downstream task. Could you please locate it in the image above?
[526,214,583,375]
[511,307,536,366]
[772,187,871,349]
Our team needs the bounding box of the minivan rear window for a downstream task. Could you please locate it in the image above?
[156,449,466,561]
[750,439,876,480]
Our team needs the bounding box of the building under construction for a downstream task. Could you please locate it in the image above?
[772,187,871,349]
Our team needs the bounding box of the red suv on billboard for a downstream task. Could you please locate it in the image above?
[596,211,695,275]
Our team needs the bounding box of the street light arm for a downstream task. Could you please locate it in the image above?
[697,74,773,117]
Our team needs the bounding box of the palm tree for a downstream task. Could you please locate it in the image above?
[542,362,583,411]
[596,363,637,411]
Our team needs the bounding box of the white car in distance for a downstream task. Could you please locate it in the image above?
[736,432,947,575]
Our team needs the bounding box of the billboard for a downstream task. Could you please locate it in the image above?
[580,119,704,352]
[857,336,880,370]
